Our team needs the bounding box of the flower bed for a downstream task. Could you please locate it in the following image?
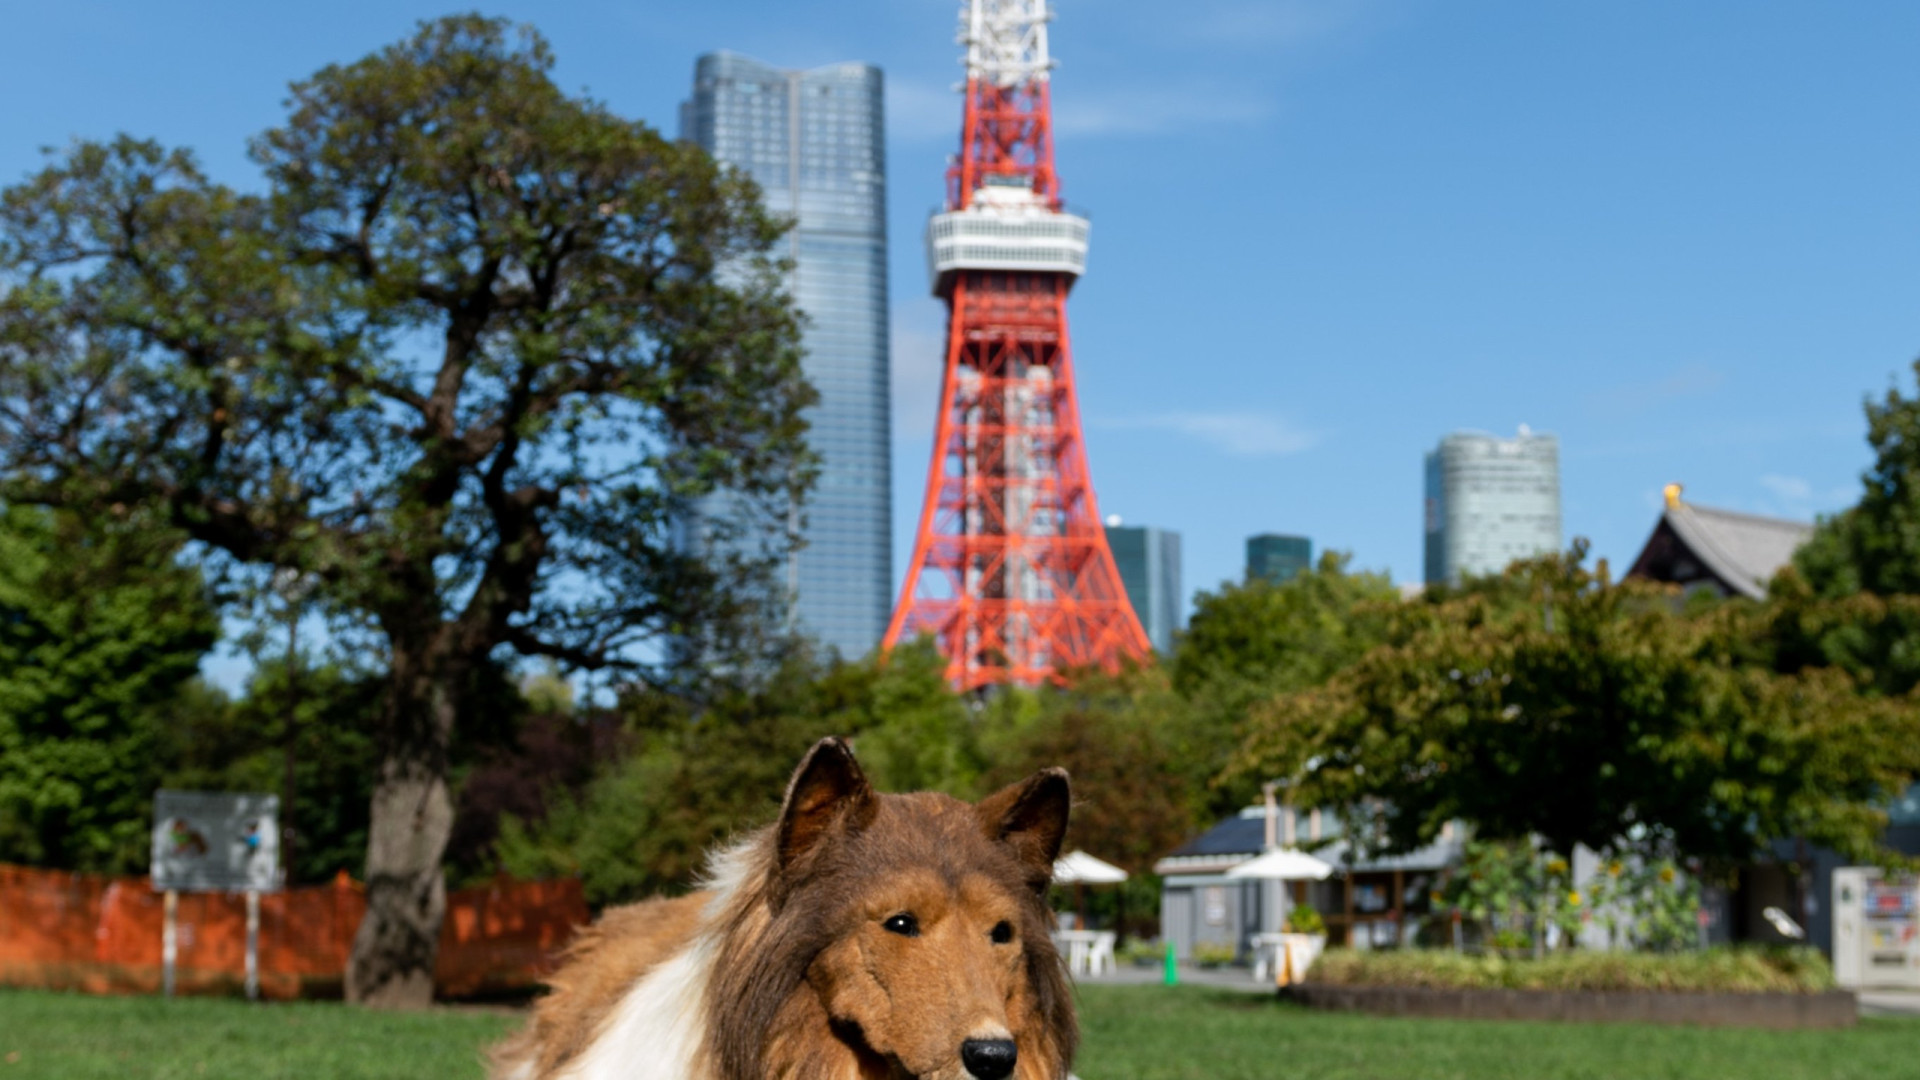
[1308,946,1836,994]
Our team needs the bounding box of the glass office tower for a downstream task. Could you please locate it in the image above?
[1105,524,1183,654]
[1423,427,1561,585]
[1246,534,1312,584]
[681,52,892,658]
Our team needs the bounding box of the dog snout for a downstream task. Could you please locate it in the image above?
[960,1038,1017,1080]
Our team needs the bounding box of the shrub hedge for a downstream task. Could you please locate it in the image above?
[1308,947,1836,994]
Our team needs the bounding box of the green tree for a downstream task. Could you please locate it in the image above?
[1171,552,1399,815]
[497,640,968,905]
[0,17,812,1005]
[1231,547,1920,869]
[1799,359,1920,602]
[980,666,1202,877]
[159,660,383,885]
[1793,359,1920,695]
[975,667,1205,938]
[827,639,978,796]
[0,508,217,872]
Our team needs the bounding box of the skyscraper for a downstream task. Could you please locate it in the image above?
[1105,523,1183,654]
[1246,534,1313,584]
[681,52,891,657]
[1424,426,1562,585]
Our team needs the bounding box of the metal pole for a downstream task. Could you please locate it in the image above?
[245,890,260,1001]
[162,889,178,998]
[282,602,299,885]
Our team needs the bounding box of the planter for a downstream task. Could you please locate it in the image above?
[1280,933,1327,980]
[1254,933,1328,986]
[1286,982,1857,1029]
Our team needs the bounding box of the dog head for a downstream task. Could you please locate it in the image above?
[714,737,1076,1080]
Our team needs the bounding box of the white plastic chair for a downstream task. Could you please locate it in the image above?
[1086,931,1115,975]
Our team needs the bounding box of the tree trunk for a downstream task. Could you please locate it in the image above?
[346,657,458,1008]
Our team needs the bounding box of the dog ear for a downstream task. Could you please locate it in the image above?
[776,737,876,873]
[976,768,1071,885]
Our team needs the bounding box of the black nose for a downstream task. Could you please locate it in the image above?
[960,1038,1017,1080]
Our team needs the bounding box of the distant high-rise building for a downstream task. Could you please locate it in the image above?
[1424,426,1561,585]
[1105,523,1182,653]
[1246,534,1312,584]
[681,52,891,657]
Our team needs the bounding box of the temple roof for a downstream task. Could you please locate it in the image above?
[1628,490,1814,600]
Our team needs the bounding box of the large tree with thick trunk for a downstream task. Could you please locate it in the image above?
[0,16,813,1006]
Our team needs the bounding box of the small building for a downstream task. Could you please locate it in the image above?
[1627,484,1814,599]
[1246,534,1312,585]
[1154,806,1464,960]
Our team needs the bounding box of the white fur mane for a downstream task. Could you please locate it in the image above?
[546,837,765,1080]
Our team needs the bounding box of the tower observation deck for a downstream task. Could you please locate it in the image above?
[885,0,1150,690]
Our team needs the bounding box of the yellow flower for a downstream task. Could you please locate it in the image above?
[1567,891,1582,907]
[1429,890,1444,905]
[1607,861,1623,877]
[1547,858,1569,877]
[1659,866,1676,884]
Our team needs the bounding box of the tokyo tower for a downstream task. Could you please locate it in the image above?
[884,0,1151,690]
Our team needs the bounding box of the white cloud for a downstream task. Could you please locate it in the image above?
[1100,411,1318,456]
[1758,473,1855,511]
[1759,473,1813,502]
[1053,85,1277,136]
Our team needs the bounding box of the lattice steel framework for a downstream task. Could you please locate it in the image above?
[885,0,1150,690]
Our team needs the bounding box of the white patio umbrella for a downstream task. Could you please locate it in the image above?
[1052,850,1128,935]
[1053,850,1129,884]
[1224,847,1333,882]
[1229,847,1335,986]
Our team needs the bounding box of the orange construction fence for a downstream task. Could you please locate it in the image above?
[0,863,587,1000]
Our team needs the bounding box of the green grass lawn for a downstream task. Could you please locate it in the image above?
[0,990,515,1079]
[1075,985,1920,1080]
[1,984,1916,1079]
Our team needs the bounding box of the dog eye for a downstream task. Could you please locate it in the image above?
[882,913,920,937]
[990,921,1014,944]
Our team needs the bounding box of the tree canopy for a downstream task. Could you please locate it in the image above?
[1229,547,1920,868]
[0,508,216,873]
[1794,359,1920,696]
[159,659,384,886]
[1171,553,1399,815]
[0,15,813,1005]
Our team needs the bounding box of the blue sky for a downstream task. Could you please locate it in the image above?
[4,0,1915,638]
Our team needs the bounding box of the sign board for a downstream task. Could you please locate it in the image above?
[151,790,280,893]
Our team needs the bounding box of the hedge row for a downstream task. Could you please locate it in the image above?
[1308,947,1836,994]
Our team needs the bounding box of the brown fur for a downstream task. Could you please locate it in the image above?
[495,891,710,1076]
[492,739,1077,1080]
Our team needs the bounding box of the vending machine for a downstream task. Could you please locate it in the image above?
[1832,868,1920,989]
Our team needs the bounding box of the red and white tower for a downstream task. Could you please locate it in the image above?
[884,0,1151,691]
